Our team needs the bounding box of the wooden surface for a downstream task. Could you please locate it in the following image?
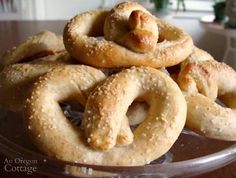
[0,20,236,178]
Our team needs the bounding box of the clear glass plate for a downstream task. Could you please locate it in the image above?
[0,108,236,178]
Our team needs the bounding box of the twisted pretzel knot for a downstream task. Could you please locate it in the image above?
[104,2,159,53]
[178,49,236,141]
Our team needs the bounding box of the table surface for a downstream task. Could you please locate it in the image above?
[0,20,236,178]
[200,15,236,36]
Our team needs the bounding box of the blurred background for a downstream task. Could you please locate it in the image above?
[0,0,235,68]
[0,0,215,20]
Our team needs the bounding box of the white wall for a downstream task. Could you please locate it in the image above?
[43,0,102,20]
[34,0,125,20]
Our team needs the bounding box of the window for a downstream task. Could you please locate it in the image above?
[171,0,214,12]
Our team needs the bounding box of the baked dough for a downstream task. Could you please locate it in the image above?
[63,2,193,68]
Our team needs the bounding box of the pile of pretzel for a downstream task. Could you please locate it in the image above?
[0,2,236,166]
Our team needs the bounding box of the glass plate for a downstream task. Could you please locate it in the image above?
[0,108,236,178]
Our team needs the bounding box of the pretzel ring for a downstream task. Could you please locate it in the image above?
[0,52,74,111]
[63,2,193,68]
[24,66,186,166]
[82,67,186,165]
[0,30,65,70]
[178,60,236,141]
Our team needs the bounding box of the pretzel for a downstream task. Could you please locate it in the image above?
[0,52,74,111]
[23,66,186,166]
[0,30,65,71]
[178,59,236,141]
[63,2,193,68]
[82,67,186,165]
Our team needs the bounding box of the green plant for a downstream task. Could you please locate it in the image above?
[148,0,186,11]
[150,0,170,10]
[213,0,226,23]
[213,0,226,7]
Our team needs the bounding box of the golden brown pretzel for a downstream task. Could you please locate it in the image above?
[0,31,65,70]
[82,67,186,164]
[24,66,186,166]
[63,2,193,68]
[0,52,74,111]
[178,59,236,141]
